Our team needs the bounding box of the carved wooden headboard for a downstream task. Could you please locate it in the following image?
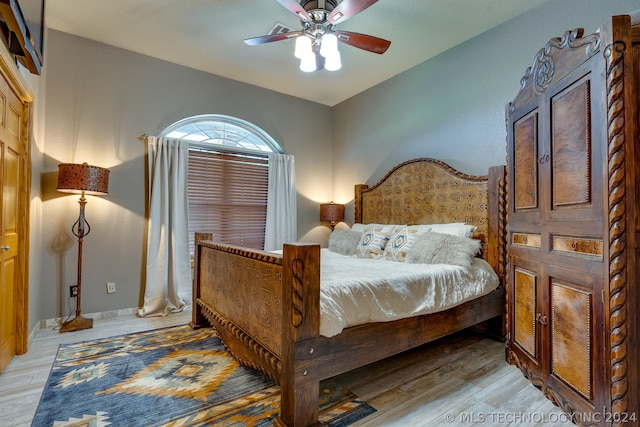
[354,158,491,242]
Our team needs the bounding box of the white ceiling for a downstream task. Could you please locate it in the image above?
[45,0,550,106]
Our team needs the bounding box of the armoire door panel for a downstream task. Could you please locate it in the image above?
[550,234,603,259]
[514,266,537,358]
[512,232,542,249]
[551,79,592,209]
[550,280,592,400]
[513,112,539,211]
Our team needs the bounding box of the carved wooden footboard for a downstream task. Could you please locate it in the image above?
[191,241,291,380]
[191,160,508,426]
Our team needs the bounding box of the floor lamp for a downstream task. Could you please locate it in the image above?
[57,162,110,333]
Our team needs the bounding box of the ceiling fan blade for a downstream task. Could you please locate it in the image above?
[328,0,379,25]
[335,30,390,54]
[276,0,312,22]
[244,31,303,46]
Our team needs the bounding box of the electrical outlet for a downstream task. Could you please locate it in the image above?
[106,282,116,294]
[69,285,78,297]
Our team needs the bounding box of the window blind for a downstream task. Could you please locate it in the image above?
[188,149,269,253]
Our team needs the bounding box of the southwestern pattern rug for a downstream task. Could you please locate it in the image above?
[32,325,375,426]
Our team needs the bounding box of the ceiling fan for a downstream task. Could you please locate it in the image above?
[244,0,391,72]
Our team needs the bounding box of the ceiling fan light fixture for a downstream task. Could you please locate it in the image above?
[246,0,390,73]
[319,33,338,57]
[299,52,317,72]
[294,35,312,59]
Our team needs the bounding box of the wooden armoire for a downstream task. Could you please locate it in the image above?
[505,13,639,426]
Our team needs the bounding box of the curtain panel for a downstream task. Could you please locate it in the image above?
[138,136,191,317]
[264,153,297,251]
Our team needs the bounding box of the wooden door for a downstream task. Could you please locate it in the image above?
[0,70,26,374]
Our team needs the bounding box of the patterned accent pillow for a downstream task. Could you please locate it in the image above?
[355,228,392,259]
[383,226,431,262]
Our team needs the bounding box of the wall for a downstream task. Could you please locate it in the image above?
[40,31,333,321]
[332,0,640,223]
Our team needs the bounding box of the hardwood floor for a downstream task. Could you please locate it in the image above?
[0,311,192,427]
[339,331,573,426]
[0,311,572,426]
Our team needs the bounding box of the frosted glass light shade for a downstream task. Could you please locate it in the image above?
[324,51,342,71]
[294,35,312,59]
[320,33,338,57]
[300,52,317,72]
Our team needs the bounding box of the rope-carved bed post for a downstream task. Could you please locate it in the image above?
[279,243,321,427]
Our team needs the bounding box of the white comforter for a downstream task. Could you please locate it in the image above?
[319,249,499,337]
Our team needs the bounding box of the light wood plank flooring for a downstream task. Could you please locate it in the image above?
[0,311,573,426]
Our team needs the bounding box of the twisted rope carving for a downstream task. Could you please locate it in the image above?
[291,258,304,327]
[498,173,508,285]
[604,40,629,423]
[503,122,511,348]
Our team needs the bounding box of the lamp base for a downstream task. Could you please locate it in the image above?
[59,315,94,333]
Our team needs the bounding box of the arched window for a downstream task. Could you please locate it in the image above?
[163,114,283,154]
[161,115,283,252]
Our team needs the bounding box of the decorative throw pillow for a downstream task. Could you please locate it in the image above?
[383,226,430,262]
[355,228,392,259]
[407,232,482,268]
[328,230,363,256]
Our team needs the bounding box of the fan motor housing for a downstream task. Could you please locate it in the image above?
[301,0,338,22]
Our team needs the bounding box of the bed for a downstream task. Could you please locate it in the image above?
[191,157,507,426]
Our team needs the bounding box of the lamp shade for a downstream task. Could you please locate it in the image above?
[320,202,345,223]
[57,163,110,195]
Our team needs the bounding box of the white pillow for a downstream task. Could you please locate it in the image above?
[406,224,433,233]
[328,230,362,256]
[383,226,430,262]
[355,227,392,259]
[428,223,476,238]
[407,232,482,268]
[351,223,399,234]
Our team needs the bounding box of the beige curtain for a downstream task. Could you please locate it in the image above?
[138,136,191,317]
[264,153,297,251]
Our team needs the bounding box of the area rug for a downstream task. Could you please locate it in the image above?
[32,325,375,426]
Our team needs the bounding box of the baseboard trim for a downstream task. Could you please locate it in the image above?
[39,307,139,330]
[26,307,141,350]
